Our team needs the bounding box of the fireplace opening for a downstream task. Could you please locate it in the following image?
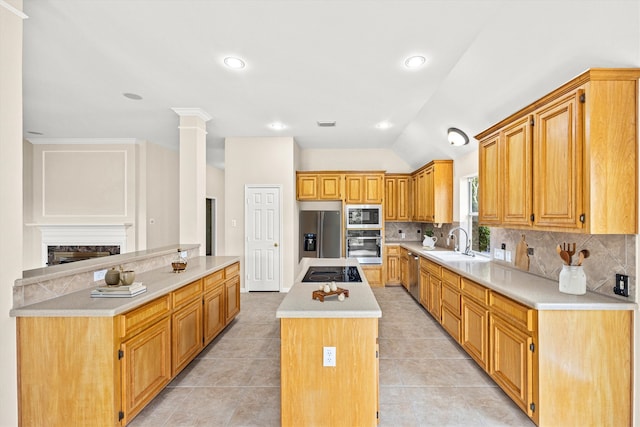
[47,245,120,266]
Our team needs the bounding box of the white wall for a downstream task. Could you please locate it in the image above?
[299,148,412,173]
[225,137,297,291]
[1,1,23,424]
[206,165,225,255]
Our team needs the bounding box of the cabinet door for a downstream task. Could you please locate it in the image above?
[396,176,411,220]
[410,175,418,220]
[479,133,501,224]
[419,268,429,309]
[400,256,409,289]
[441,306,461,343]
[297,174,318,200]
[204,284,226,345]
[362,265,383,287]
[461,296,489,371]
[363,174,383,204]
[172,299,203,376]
[427,275,441,321]
[121,317,172,423]
[502,116,533,226]
[344,175,364,204]
[385,255,400,284]
[319,174,342,200]
[416,171,426,221]
[424,166,435,222]
[489,314,534,415]
[384,177,397,220]
[225,275,241,323]
[533,90,584,230]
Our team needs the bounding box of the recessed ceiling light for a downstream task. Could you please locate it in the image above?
[224,56,246,69]
[376,121,392,129]
[270,122,286,130]
[123,93,143,100]
[404,55,426,69]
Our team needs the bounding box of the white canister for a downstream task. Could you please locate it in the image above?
[558,265,586,295]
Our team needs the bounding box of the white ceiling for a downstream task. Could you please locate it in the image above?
[22,0,640,170]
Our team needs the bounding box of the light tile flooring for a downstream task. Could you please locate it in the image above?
[129,286,536,427]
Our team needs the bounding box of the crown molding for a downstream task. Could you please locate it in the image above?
[171,108,212,122]
[26,138,142,145]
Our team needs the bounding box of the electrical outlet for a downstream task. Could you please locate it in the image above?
[614,274,629,297]
[494,248,505,260]
[527,248,534,256]
[180,251,187,258]
[323,346,336,367]
[501,243,506,250]
[93,269,108,281]
[505,251,512,263]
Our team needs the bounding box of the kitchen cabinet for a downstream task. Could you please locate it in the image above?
[171,279,204,375]
[439,268,461,343]
[421,258,442,318]
[476,68,640,233]
[295,172,342,200]
[384,174,411,221]
[400,250,409,290]
[411,160,453,223]
[16,261,241,426]
[344,172,384,204]
[384,245,401,285]
[362,264,383,287]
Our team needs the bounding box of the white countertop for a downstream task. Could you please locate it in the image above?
[10,256,240,317]
[276,258,382,318]
[395,242,637,311]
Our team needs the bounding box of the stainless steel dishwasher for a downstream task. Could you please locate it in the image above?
[407,251,420,302]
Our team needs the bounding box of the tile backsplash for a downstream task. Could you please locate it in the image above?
[385,222,636,302]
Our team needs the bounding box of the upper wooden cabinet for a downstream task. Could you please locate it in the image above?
[476,68,640,234]
[296,172,342,200]
[384,174,411,221]
[344,172,384,204]
[411,160,453,223]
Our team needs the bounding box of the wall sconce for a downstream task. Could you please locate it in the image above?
[448,127,469,146]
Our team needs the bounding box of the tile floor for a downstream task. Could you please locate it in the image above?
[129,286,536,427]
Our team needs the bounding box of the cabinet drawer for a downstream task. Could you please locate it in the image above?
[204,269,225,293]
[386,245,400,256]
[490,292,535,332]
[441,283,461,316]
[461,278,489,305]
[421,258,441,277]
[120,295,171,339]
[225,262,240,278]
[442,268,460,289]
[172,279,203,309]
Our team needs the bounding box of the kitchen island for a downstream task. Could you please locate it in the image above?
[276,258,382,427]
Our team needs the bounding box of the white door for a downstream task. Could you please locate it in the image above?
[245,186,281,291]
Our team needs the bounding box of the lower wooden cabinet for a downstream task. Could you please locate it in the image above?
[489,313,534,416]
[385,245,401,285]
[121,317,172,422]
[362,265,383,287]
[461,295,489,371]
[16,261,242,427]
[427,275,441,320]
[172,299,204,376]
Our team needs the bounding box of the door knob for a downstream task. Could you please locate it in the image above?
[274,243,279,247]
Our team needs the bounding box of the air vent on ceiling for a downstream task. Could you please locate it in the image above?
[317,121,336,127]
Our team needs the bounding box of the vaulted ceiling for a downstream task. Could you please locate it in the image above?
[22,0,640,170]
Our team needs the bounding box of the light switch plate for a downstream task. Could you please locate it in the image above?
[93,269,108,281]
[505,251,512,263]
[494,248,505,260]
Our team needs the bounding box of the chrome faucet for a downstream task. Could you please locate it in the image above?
[448,226,474,256]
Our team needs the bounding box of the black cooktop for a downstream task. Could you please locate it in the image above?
[302,266,362,283]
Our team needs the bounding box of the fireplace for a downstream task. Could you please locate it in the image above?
[38,224,129,267]
[47,245,120,265]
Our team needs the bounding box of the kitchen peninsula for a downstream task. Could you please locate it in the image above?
[277,258,382,427]
[12,254,241,426]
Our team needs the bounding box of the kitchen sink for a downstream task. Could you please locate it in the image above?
[425,251,490,262]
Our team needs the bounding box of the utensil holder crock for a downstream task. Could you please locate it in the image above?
[559,265,586,295]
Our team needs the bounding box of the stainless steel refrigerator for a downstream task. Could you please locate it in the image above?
[299,210,341,261]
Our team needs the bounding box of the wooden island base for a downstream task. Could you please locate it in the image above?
[280,317,379,427]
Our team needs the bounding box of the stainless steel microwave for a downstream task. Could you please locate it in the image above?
[345,204,382,229]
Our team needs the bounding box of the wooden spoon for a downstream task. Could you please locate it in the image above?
[577,249,590,266]
[556,244,571,265]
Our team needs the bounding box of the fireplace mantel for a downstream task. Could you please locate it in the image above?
[30,224,132,266]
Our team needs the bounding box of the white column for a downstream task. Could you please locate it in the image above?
[172,108,211,255]
[0,1,24,424]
